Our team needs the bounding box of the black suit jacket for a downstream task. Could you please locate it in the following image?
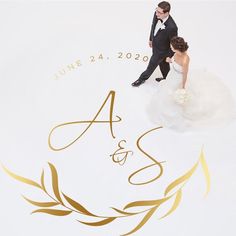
[149,13,178,57]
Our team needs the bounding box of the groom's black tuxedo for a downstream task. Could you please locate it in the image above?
[139,13,178,81]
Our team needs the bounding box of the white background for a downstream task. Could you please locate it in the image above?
[0,1,236,236]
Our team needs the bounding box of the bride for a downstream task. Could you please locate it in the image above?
[147,36,236,132]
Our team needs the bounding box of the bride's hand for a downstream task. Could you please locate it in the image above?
[166,57,172,63]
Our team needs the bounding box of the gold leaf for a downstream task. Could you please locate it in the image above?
[111,207,136,216]
[41,169,46,191]
[32,209,72,216]
[62,193,96,216]
[160,189,182,219]
[199,149,211,196]
[2,165,41,189]
[48,163,63,205]
[121,206,157,236]
[23,196,59,207]
[123,196,170,210]
[78,217,116,226]
[164,161,199,196]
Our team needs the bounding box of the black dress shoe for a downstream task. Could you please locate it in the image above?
[131,79,145,87]
[155,77,165,82]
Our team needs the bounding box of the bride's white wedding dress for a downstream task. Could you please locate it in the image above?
[147,57,236,132]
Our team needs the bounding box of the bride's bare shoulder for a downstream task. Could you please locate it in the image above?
[183,54,190,64]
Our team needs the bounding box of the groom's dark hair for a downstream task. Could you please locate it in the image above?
[158,1,171,13]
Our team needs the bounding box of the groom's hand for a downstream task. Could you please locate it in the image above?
[149,41,152,48]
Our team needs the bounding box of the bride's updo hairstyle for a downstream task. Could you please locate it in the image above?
[170,36,189,52]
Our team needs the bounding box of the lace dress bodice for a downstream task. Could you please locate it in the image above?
[168,57,183,80]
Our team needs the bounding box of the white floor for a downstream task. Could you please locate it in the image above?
[0,1,236,236]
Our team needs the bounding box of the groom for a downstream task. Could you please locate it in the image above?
[132,1,178,87]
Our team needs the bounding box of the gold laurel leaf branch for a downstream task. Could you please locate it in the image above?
[2,163,103,219]
[22,196,60,207]
[121,206,158,236]
[78,217,117,226]
[74,150,210,235]
[2,163,77,215]
[2,164,71,215]
[62,193,97,217]
[3,163,102,218]
[48,162,64,205]
[164,160,199,197]
[2,148,210,235]
[32,209,72,216]
[164,149,210,198]
[2,164,42,189]
[118,150,210,235]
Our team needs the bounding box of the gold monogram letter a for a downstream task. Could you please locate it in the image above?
[48,90,121,151]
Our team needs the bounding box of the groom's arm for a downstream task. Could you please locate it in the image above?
[149,12,157,42]
[167,26,178,57]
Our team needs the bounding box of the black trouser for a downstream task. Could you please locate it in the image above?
[139,50,170,81]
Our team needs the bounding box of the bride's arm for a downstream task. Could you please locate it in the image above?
[182,56,190,89]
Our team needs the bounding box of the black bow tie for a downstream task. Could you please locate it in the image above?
[159,19,163,23]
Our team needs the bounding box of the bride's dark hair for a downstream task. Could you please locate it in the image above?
[170,36,189,52]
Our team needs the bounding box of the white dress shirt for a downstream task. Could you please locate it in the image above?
[154,15,169,36]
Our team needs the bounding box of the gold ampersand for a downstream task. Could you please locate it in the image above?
[110,140,133,165]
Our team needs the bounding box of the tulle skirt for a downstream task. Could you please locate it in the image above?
[147,69,236,132]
